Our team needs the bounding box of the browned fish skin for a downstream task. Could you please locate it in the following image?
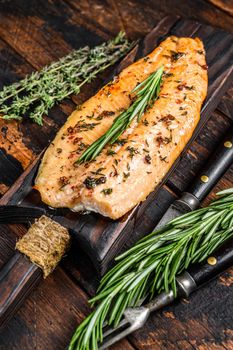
[35,36,208,219]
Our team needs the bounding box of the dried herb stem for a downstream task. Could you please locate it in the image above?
[0,32,133,125]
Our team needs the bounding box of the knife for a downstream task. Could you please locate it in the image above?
[156,126,233,229]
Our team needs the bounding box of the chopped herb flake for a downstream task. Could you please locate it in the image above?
[170,50,185,62]
[145,154,151,164]
[83,176,106,189]
[107,149,116,156]
[126,146,139,159]
[101,188,113,195]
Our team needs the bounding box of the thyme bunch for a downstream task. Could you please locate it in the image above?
[69,188,233,350]
[76,66,163,164]
[0,32,132,125]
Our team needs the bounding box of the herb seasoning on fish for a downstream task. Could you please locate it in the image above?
[83,176,107,189]
[170,50,185,62]
[35,36,207,221]
[75,66,164,164]
[101,188,113,195]
[127,146,139,159]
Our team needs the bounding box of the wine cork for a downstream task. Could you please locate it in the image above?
[16,216,70,278]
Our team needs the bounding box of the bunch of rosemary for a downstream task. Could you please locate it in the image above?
[77,66,163,163]
[69,188,233,350]
[0,32,132,125]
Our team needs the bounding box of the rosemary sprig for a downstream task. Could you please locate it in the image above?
[0,32,133,125]
[76,66,164,164]
[69,188,233,350]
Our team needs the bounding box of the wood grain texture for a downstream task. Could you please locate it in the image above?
[65,0,233,36]
[0,1,233,350]
[0,16,233,275]
[1,16,232,275]
[0,225,16,267]
[0,266,133,350]
[217,86,233,120]
[207,0,233,16]
[0,252,42,330]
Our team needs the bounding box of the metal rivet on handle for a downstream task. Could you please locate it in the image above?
[201,175,209,183]
[224,141,232,148]
[207,256,217,265]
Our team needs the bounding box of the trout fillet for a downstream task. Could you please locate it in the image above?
[35,36,208,219]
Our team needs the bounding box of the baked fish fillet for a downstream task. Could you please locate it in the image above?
[35,36,208,219]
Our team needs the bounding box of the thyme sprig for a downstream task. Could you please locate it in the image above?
[69,188,233,350]
[76,66,164,164]
[0,32,132,125]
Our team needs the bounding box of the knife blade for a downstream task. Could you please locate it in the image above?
[155,126,233,230]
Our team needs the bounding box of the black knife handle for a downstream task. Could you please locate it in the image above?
[176,127,233,211]
[177,237,233,297]
[190,127,233,202]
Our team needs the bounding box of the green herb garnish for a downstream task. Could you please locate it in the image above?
[69,188,233,350]
[126,145,139,158]
[83,176,106,189]
[76,66,164,164]
[0,32,132,125]
[170,50,185,62]
[101,188,113,195]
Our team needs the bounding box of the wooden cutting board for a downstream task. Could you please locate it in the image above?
[1,15,233,276]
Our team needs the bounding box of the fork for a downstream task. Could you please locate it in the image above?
[99,291,174,349]
[98,239,233,349]
[0,205,66,224]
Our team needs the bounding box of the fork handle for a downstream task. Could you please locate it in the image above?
[175,127,233,212]
[0,251,42,329]
[176,237,233,297]
[0,205,47,224]
[145,238,233,314]
[189,128,233,203]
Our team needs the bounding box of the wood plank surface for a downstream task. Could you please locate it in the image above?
[0,1,232,350]
[1,16,232,276]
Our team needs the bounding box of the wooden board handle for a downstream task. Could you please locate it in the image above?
[0,251,42,329]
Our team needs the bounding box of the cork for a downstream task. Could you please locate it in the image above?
[16,215,70,278]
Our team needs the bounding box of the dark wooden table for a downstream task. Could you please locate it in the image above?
[0,1,233,349]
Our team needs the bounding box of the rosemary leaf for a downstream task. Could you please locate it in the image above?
[69,188,233,350]
[76,66,164,164]
[0,32,133,125]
